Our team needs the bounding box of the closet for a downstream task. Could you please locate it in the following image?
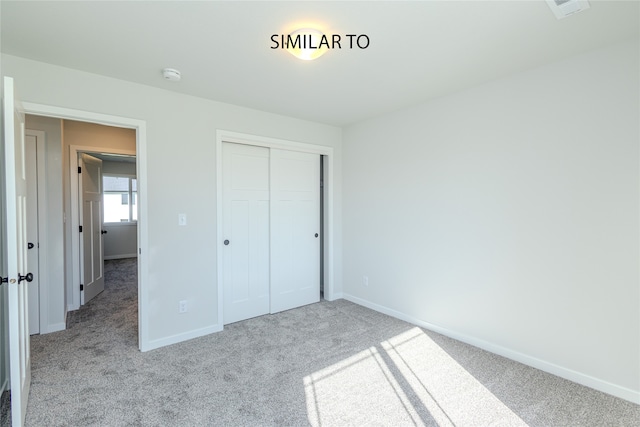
[222,142,320,324]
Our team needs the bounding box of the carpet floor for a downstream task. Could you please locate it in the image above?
[3,257,639,426]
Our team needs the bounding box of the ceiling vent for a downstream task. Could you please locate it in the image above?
[546,0,590,19]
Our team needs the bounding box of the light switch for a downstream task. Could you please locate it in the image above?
[178,214,187,226]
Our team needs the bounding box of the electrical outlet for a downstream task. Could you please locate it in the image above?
[179,300,187,313]
[363,276,369,286]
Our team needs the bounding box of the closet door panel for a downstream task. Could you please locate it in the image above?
[270,149,320,313]
[222,143,270,324]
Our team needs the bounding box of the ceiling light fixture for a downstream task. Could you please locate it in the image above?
[286,28,328,61]
[162,68,181,82]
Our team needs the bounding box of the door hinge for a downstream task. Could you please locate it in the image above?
[78,166,82,173]
[79,225,83,232]
[80,284,84,291]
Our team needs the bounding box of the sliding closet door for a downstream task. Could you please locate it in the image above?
[222,143,270,324]
[270,149,320,313]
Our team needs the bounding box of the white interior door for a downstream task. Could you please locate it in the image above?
[222,143,270,324]
[3,76,32,427]
[79,153,104,305]
[270,149,320,313]
[25,134,39,335]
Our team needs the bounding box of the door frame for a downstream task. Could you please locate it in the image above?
[21,102,149,352]
[215,130,335,329]
[24,130,49,334]
[71,146,133,308]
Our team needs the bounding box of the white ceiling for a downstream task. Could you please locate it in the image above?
[1,0,638,126]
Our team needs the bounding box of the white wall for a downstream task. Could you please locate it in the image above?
[103,223,137,260]
[1,54,343,350]
[24,115,66,333]
[342,39,639,403]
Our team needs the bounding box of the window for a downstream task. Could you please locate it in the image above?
[103,175,137,223]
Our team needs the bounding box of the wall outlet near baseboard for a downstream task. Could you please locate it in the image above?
[363,276,369,286]
[179,300,187,313]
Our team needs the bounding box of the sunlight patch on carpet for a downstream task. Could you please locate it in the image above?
[304,346,424,426]
[304,327,527,426]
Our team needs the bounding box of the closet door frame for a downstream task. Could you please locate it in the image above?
[215,130,335,329]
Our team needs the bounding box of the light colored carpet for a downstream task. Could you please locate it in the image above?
[7,258,639,426]
[0,391,8,426]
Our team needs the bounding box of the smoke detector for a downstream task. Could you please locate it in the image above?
[162,68,181,82]
[546,0,590,20]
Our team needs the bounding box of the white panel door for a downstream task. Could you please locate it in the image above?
[79,153,104,305]
[25,135,39,335]
[222,143,270,324]
[3,76,32,427]
[270,149,320,313]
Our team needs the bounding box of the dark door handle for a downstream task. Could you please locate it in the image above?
[1,277,7,284]
[28,242,35,249]
[101,230,108,235]
[224,240,230,246]
[315,233,319,238]
[18,272,33,284]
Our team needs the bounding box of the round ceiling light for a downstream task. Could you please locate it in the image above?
[287,28,328,61]
[162,68,181,82]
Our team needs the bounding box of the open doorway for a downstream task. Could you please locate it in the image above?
[67,149,138,329]
[72,148,136,308]
[65,121,136,311]
[23,108,149,351]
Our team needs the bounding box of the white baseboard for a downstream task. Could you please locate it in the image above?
[325,292,343,301]
[104,254,138,260]
[140,324,223,352]
[343,293,640,405]
[43,322,66,334]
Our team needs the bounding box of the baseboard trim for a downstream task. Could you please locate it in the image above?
[104,254,138,260]
[325,292,343,301]
[343,293,640,405]
[43,322,66,334]
[140,324,223,352]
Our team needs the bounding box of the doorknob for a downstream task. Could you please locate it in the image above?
[224,240,230,246]
[101,230,108,235]
[18,273,33,284]
[1,277,7,284]
[28,242,35,249]
[315,233,319,238]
